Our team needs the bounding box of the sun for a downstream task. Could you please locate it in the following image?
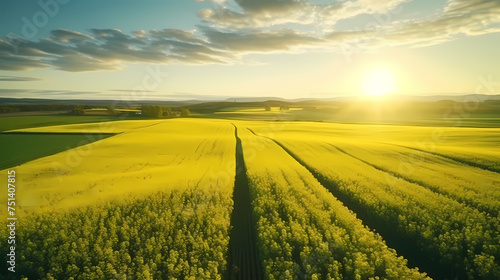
[362,69,396,97]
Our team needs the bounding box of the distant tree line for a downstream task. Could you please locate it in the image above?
[0,106,20,113]
[263,105,290,111]
[0,104,94,114]
[141,105,173,118]
[0,103,192,118]
[141,105,189,118]
[68,106,86,116]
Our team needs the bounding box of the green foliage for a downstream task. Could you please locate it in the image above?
[264,106,271,111]
[141,105,173,118]
[141,105,162,118]
[0,104,95,114]
[180,108,190,117]
[162,107,172,117]
[0,106,21,113]
[69,107,86,116]
[107,107,117,115]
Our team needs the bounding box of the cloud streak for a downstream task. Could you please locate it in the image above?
[371,0,500,48]
[199,0,409,28]
[0,76,42,81]
[0,89,97,94]
[109,89,156,93]
[0,28,233,72]
[201,27,323,53]
[0,89,99,98]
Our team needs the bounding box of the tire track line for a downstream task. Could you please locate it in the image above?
[327,143,497,216]
[246,128,441,279]
[382,142,500,175]
[225,124,263,280]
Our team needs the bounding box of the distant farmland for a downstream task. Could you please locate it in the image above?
[1,116,499,279]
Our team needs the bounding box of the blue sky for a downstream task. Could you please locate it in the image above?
[0,0,206,38]
[0,0,499,100]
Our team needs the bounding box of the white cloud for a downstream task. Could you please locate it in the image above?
[0,76,42,81]
[201,27,323,53]
[0,28,233,71]
[371,0,500,48]
[199,0,409,28]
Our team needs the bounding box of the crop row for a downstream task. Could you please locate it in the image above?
[271,136,500,279]
[333,142,500,216]
[238,127,429,280]
[7,188,232,279]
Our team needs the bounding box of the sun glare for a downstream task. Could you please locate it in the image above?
[363,69,396,97]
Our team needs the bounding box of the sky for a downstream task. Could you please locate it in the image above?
[0,0,499,100]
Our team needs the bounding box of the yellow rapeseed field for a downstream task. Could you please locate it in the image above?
[1,119,236,213]
[2,117,499,279]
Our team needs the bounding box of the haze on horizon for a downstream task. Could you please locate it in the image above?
[0,0,499,101]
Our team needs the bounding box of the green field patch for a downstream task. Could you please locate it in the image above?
[218,106,303,112]
[203,108,500,127]
[0,115,123,132]
[9,119,163,134]
[0,133,114,169]
[217,106,265,112]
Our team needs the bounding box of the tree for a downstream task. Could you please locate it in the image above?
[163,107,172,117]
[0,106,20,113]
[69,106,85,115]
[265,106,272,111]
[107,107,117,115]
[180,108,190,117]
[141,105,162,118]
